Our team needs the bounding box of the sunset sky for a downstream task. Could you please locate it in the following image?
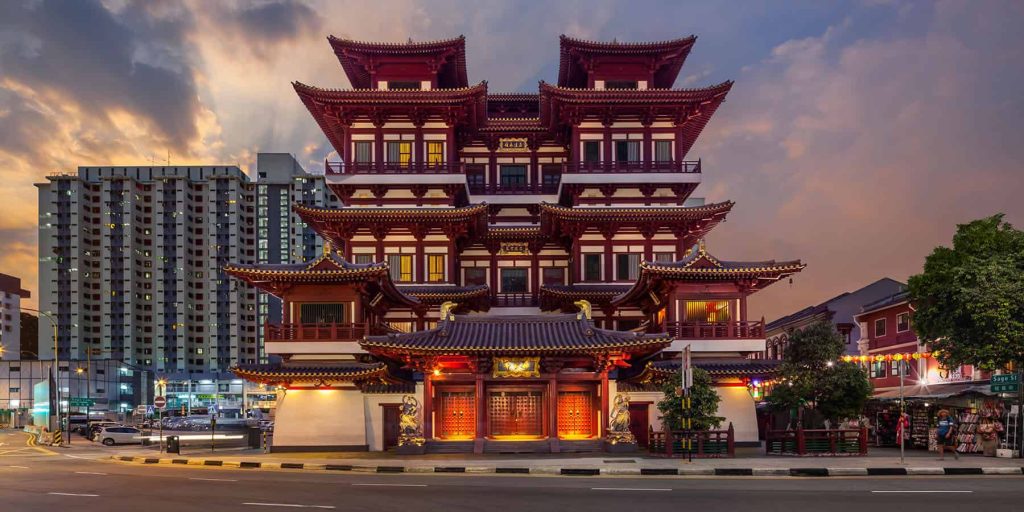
[1,0,1022,320]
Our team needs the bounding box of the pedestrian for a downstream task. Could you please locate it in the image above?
[936,409,959,460]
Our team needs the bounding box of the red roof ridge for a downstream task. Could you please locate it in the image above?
[539,79,733,96]
[559,33,697,49]
[328,34,466,50]
[293,80,488,95]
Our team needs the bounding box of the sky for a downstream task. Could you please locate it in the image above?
[1,0,1023,320]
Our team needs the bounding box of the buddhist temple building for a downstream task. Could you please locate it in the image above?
[225,34,804,452]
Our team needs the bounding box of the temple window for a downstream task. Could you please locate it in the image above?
[500,268,528,293]
[542,267,565,286]
[499,165,527,186]
[387,254,414,282]
[426,142,445,165]
[353,254,375,265]
[582,141,600,163]
[897,312,910,332]
[618,319,641,331]
[353,142,372,163]
[605,80,638,90]
[683,300,730,323]
[614,141,640,163]
[614,253,641,280]
[299,303,346,324]
[466,166,485,187]
[387,81,421,90]
[582,254,602,281]
[386,141,412,166]
[655,141,672,162]
[541,165,561,187]
[654,252,674,262]
[464,267,487,286]
[427,255,446,282]
[388,321,414,333]
[874,318,887,337]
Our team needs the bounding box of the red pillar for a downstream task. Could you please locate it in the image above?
[447,235,458,284]
[600,370,610,438]
[474,374,485,454]
[489,251,499,297]
[530,251,540,302]
[374,125,384,172]
[415,238,425,283]
[571,238,581,283]
[603,123,613,171]
[414,123,424,171]
[642,122,652,171]
[423,374,434,440]
[548,376,560,452]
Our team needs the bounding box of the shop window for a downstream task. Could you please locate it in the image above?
[615,253,641,281]
[542,267,565,286]
[427,255,446,282]
[683,301,730,323]
[499,165,527,186]
[500,268,528,293]
[874,318,887,337]
[897,312,910,333]
[464,267,487,286]
[583,141,600,163]
[386,142,412,166]
[387,254,413,282]
[583,254,602,282]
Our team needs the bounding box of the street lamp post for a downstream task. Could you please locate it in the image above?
[21,307,61,444]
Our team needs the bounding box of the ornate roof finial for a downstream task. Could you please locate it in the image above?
[323,241,333,256]
[697,238,707,253]
[574,299,592,320]
[439,301,458,321]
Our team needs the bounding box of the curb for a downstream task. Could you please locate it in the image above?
[109,456,1024,478]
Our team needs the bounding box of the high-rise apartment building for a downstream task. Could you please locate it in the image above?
[0,273,30,360]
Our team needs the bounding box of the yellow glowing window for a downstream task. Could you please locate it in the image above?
[684,300,731,323]
[387,142,412,165]
[388,254,413,282]
[427,255,445,282]
[426,142,444,165]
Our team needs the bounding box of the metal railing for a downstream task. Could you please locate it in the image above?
[765,428,868,456]
[493,293,538,307]
[264,322,367,342]
[468,182,560,195]
[667,320,765,339]
[648,424,735,458]
[325,161,464,175]
[324,160,701,176]
[565,160,701,174]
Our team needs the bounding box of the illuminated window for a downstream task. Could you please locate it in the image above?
[426,142,444,165]
[683,301,731,323]
[386,142,412,166]
[388,254,413,282]
[427,255,446,282]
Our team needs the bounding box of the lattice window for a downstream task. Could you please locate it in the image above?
[557,391,594,439]
[438,391,475,440]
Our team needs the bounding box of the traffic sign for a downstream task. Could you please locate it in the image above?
[991,373,1020,393]
[69,397,95,407]
[154,396,167,409]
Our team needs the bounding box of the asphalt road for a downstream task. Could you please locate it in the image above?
[2,431,1022,512]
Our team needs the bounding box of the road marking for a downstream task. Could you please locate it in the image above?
[9,465,30,469]
[871,491,974,494]
[351,483,428,487]
[591,487,672,492]
[190,477,238,482]
[241,503,334,509]
[48,492,100,497]
[64,454,90,459]
[75,471,108,475]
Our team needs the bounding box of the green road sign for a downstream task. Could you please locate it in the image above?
[69,397,96,407]
[991,373,1020,393]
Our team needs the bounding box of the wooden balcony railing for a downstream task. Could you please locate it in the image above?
[264,322,367,342]
[765,427,868,456]
[468,182,560,195]
[566,159,701,174]
[493,293,538,307]
[325,161,464,175]
[648,424,735,458]
[667,320,765,340]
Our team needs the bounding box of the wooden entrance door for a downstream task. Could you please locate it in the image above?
[488,390,543,438]
[557,390,595,439]
[628,403,650,448]
[381,404,400,451]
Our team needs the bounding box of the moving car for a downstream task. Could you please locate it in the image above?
[95,425,143,446]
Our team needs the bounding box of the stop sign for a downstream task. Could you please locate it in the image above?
[154,396,167,409]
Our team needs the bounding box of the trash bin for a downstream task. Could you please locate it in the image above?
[247,427,261,449]
[167,435,180,454]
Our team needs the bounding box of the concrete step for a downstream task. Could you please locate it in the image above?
[425,440,474,454]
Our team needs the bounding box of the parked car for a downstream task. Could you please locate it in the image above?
[95,426,143,446]
[86,421,122,440]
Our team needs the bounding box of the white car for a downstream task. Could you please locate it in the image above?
[96,426,144,446]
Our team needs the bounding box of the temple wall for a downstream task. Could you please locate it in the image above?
[271,389,368,451]
[363,393,408,451]
[716,386,758,443]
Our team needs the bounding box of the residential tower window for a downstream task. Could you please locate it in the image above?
[897,312,910,332]
[874,318,887,337]
[582,254,602,281]
[386,141,412,166]
[615,253,641,280]
[427,255,446,282]
[500,268,528,293]
[387,254,413,282]
[499,165,527,186]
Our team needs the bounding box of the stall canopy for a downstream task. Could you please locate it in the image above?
[874,382,995,400]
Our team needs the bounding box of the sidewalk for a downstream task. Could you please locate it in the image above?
[106,445,1024,477]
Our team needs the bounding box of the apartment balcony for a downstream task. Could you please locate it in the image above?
[564,159,701,174]
[324,161,464,175]
[263,322,367,356]
[468,182,560,195]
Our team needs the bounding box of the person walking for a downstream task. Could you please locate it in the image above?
[936,409,959,460]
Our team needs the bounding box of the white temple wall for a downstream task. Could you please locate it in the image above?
[272,388,367,451]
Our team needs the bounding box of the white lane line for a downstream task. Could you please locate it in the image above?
[48,492,100,497]
[591,487,672,492]
[351,483,428,487]
[190,477,238,482]
[64,454,90,459]
[241,503,334,509]
[9,465,30,469]
[871,490,974,494]
[74,471,108,475]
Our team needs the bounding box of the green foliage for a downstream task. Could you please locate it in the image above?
[767,320,871,424]
[908,214,1024,370]
[657,367,724,431]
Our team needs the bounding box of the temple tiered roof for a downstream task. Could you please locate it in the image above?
[230,361,404,386]
[328,35,469,89]
[558,35,697,89]
[293,203,489,247]
[628,358,781,385]
[539,284,632,312]
[540,201,733,248]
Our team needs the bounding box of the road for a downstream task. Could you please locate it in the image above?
[1,431,1022,511]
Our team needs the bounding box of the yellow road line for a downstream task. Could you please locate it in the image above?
[33,446,58,456]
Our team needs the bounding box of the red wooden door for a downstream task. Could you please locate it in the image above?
[629,403,650,447]
[382,404,400,450]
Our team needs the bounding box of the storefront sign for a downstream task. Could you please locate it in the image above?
[498,242,530,255]
[497,138,529,152]
[493,357,540,378]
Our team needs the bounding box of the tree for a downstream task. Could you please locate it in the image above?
[908,214,1024,370]
[766,320,871,425]
[657,367,724,431]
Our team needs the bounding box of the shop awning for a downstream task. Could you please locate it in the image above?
[873,382,994,400]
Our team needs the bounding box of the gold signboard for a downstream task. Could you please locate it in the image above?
[498,242,530,255]
[497,138,529,152]
[493,357,541,378]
